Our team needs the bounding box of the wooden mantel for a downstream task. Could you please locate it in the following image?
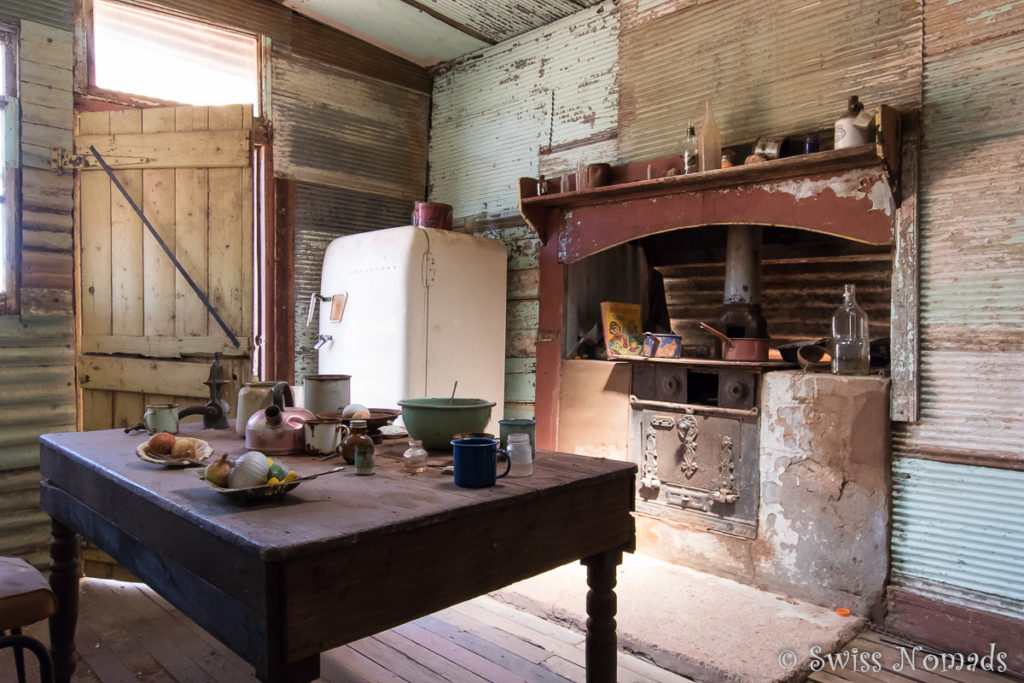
[518,105,901,263]
[524,105,904,450]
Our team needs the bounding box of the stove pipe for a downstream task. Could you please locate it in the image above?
[720,225,768,339]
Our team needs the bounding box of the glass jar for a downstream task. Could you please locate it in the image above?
[403,439,428,474]
[831,284,870,375]
[342,419,375,474]
[507,433,533,478]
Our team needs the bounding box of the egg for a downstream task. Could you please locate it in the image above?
[341,403,369,418]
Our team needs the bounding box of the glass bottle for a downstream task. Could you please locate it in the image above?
[831,284,870,375]
[681,124,699,175]
[342,419,375,474]
[507,433,533,477]
[698,100,721,172]
[403,439,428,473]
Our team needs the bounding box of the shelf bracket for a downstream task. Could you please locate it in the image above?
[875,104,902,207]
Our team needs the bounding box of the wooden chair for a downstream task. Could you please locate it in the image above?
[0,556,57,683]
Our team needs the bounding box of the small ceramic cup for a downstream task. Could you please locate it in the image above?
[143,403,179,435]
[303,418,349,458]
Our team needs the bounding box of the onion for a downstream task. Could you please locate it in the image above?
[229,451,270,488]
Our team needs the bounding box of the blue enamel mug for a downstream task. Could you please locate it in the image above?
[451,437,511,488]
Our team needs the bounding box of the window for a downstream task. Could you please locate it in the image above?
[91,0,258,107]
[0,24,18,315]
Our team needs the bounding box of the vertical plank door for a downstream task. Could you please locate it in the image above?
[75,105,255,430]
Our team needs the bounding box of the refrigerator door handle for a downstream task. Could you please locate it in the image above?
[307,291,328,326]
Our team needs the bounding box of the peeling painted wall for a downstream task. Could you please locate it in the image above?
[887,0,1024,622]
[430,1,620,219]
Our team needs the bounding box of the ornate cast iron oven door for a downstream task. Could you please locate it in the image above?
[629,362,761,539]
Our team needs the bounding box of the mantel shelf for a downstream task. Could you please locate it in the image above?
[517,105,901,260]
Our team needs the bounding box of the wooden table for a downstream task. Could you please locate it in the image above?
[39,425,636,682]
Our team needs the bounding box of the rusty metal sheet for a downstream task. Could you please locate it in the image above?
[292,182,412,382]
[272,55,430,201]
[430,3,620,219]
[618,0,923,163]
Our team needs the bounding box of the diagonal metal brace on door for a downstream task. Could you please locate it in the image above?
[88,145,241,348]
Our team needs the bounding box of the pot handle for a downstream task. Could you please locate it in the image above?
[270,382,294,408]
[699,322,734,348]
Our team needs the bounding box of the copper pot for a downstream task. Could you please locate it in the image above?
[699,322,769,362]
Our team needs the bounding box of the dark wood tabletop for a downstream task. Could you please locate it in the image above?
[39,424,636,682]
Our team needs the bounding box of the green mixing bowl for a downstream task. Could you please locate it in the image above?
[398,398,496,450]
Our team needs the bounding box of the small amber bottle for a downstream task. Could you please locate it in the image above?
[342,419,375,474]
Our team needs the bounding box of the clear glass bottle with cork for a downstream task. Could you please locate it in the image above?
[831,284,870,375]
[698,100,721,172]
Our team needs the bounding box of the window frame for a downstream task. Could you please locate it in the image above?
[0,22,20,316]
[75,0,266,118]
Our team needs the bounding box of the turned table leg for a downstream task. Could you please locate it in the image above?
[48,519,80,683]
[583,549,623,683]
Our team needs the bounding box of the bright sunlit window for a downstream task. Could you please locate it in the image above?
[0,24,19,315]
[92,0,258,107]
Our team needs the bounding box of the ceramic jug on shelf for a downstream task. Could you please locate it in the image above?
[236,382,293,439]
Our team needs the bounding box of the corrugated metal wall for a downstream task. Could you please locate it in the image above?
[892,458,1024,617]
[292,182,412,381]
[272,54,430,201]
[429,2,618,417]
[0,0,72,32]
[430,2,620,219]
[272,52,431,382]
[0,18,76,565]
[888,1,1024,617]
[657,235,892,346]
[618,0,923,163]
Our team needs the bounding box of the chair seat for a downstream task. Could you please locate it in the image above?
[0,557,57,632]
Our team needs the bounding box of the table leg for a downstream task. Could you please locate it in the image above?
[583,549,623,683]
[48,519,80,683]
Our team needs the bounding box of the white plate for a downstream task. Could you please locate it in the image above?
[136,436,214,467]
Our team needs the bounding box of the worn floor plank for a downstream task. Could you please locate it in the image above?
[0,578,689,682]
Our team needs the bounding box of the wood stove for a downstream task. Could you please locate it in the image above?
[628,359,778,539]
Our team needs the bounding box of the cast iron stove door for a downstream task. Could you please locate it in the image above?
[637,408,759,538]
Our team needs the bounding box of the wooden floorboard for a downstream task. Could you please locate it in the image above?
[0,578,690,683]
[7,578,1014,683]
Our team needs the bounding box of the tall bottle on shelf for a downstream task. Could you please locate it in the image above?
[698,100,721,172]
[831,284,870,375]
[681,123,699,175]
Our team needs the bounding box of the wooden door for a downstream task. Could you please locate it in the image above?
[76,105,255,430]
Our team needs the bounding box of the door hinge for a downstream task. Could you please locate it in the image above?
[51,146,94,174]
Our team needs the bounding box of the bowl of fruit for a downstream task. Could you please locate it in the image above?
[201,451,345,503]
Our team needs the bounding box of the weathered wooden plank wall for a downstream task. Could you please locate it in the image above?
[887,0,1024,626]
[0,16,76,566]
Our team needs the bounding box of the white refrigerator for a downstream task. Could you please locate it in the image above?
[316,226,507,432]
